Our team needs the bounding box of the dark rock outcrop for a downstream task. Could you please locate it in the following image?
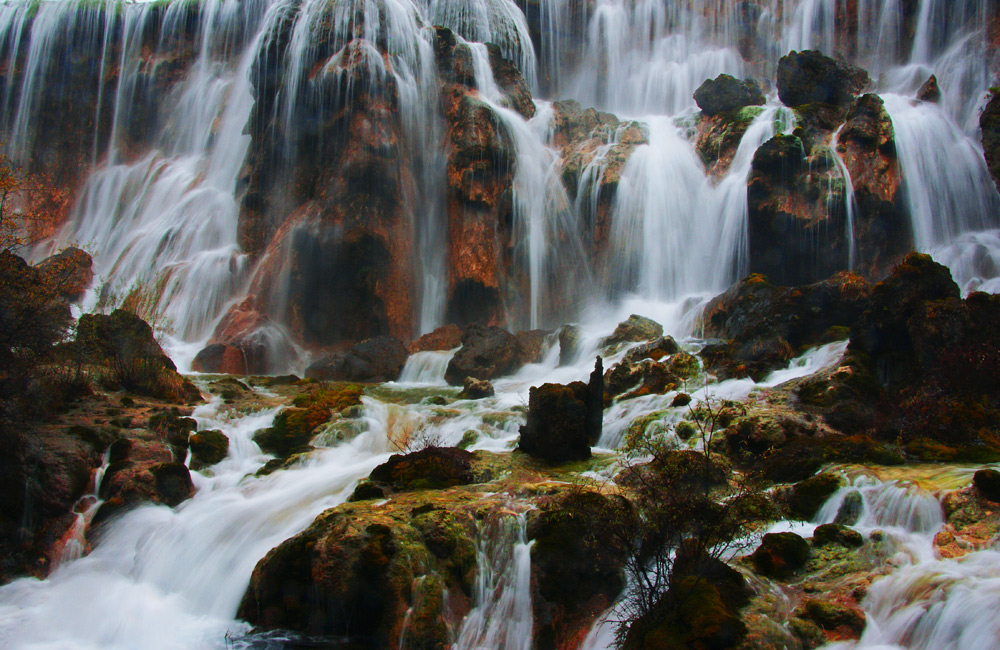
[981,91,1000,192]
[974,469,1000,502]
[602,314,664,349]
[699,271,871,379]
[368,447,478,492]
[518,358,604,463]
[750,531,810,578]
[444,325,523,385]
[747,133,851,285]
[776,50,870,108]
[305,336,408,383]
[694,74,765,116]
[836,94,910,277]
[528,490,631,650]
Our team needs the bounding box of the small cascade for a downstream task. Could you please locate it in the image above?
[0,393,402,649]
[882,94,1000,252]
[397,348,459,384]
[452,503,534,650]
[830,125,859,270]
[814,476,1000,650]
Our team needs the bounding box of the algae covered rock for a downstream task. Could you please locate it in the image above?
[444,325,523,385]
[786,473,843,521]
[519,359,604,463]
[812,523,863,548]
[188,429,229,468]
[750,532,810,579]
[368,447,478,492]
[602,314,664,349]
[528,490,631,650]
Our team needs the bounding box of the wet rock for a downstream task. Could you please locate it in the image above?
[188,430,229,469]
[750,532,810,579]
[368,447,478,492]
[348,481,387,502]
[97,439,194,523]
[776,50,870,108]
[699,272,870,379]
[604,358,677,402]
[252,407,327,458]
[981,91,1000,192]
[849,252,960,385]
[917,75,941,103]
[191,299,289,375]
[514,329,553,365]
[35,247,93,302]
[239,497,477,648]
[696,105,766,176]
[519,359,604,463]
[458,377,494,399]
[528,490,631,650]
[694,74,765,116]
[974,469,1000,502]
[444,325,523,385]
[486,42,535,119]
[747,133,852,286]
[602,314,664,349]
[558,324,582,366]
[442,90,515,327]
[794,598,866,639]
[621,336,681,364]
[786,473,843,521]
[407,324,463,354]
[836,94,910,278]
[834,491,864,525]
[812,523,863,548]
[305,336,408,383]
[550,99,646,257]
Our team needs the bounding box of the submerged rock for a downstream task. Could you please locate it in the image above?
[458,377,494,399]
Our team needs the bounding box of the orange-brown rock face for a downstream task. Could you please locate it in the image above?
[836,93,911,278]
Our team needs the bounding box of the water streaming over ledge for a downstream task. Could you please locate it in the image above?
[0,0,989,362]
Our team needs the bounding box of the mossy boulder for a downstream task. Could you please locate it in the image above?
[368,447,479,492]
[761,434,903,483]
[785,473,843,521]
[252,406,330,457]
[750,532,810,579]
[694,74,765,116]
[812,523,863,548]
[96,446,194,525]
[189,429,229,468]
[794,598,866,639]
[602,314,664,349]
[528,490,632,650]
[622,573,748,650]
[238,497,478,648]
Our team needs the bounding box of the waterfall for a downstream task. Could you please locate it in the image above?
[452,504,534,650]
